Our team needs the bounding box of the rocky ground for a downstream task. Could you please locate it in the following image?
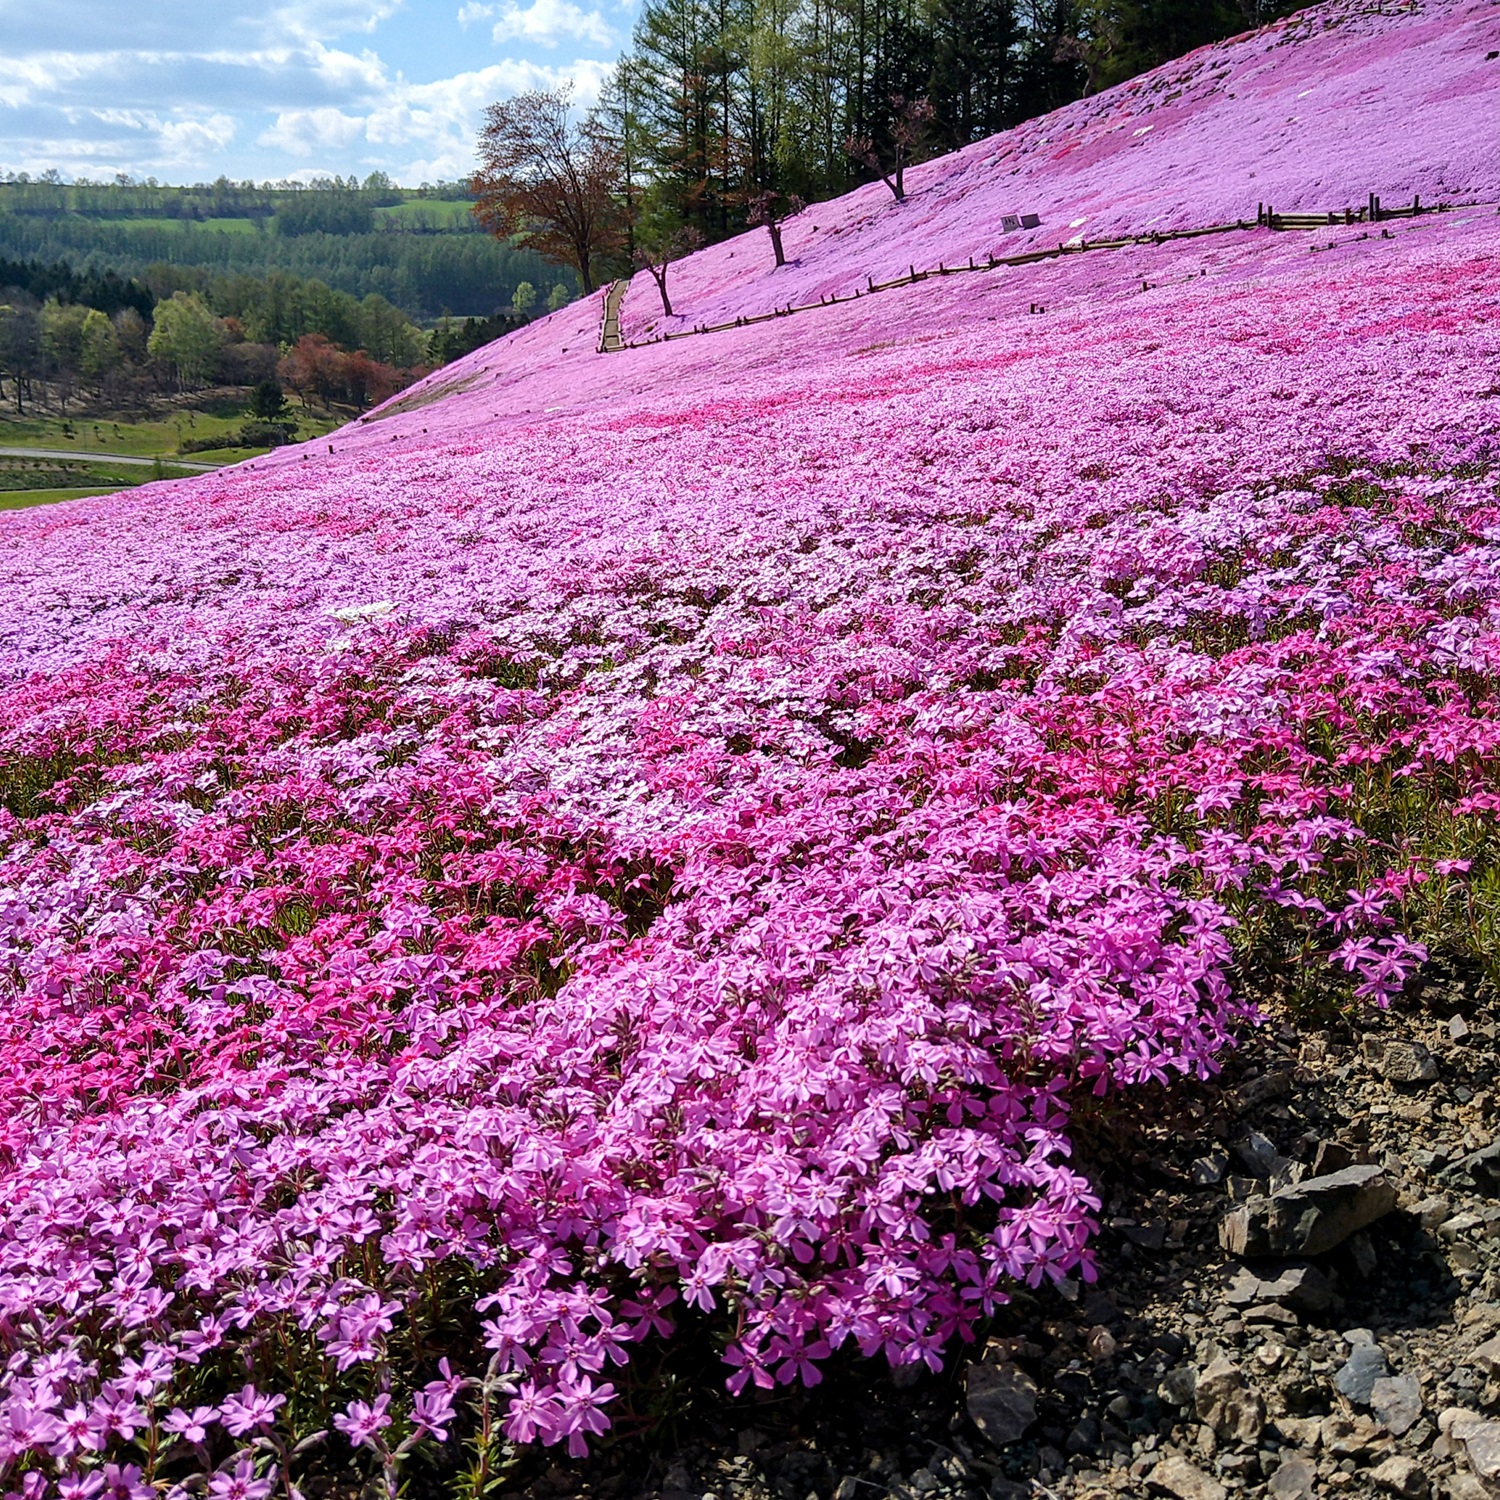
[484,965,1500,1500]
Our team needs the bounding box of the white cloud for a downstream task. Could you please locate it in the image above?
[258,106,367,157]
[489,0,614,49]
[267,0,406,42]
[252,57,614,178]
[0,0,625,182]
[158,113,238,160]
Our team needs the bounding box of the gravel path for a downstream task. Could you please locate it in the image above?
[0,446,216,470]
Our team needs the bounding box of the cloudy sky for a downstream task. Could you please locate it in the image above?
[0,0,633,185]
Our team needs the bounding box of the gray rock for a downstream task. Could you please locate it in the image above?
[1237,1131,1287,1177]
[1191,1153,1228,1186]
[1219,1164,1398,1257]
[1445,1477,1493,1500]
[1147,1455,1227,1500]
[1122,1220,1168,1250]
[1451,1013,1472,1042]
[963,1361,1037,1446]
[1224,1269,1262,1307]
[1452,1412,1500,1483]
[1335,1342,1390,1404]
[1471,1334,1500,1374]
[1194,1354,1266,1444]
[1370,1455,1429,1498]
[1065,1416,1100,1454]
[1159,1364,1198,1408]
[1364,1038,1439,1085]
[1246,1301,1299,1326]
[1313,1139,1357,1175]
[1371,1373,1423,1436]
[1441,1138,1500,1196]
[1261,1264,1334,1314]
[1267,1455,1317,1500]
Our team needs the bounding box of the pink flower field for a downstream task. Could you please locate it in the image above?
[1,0,1499,1493]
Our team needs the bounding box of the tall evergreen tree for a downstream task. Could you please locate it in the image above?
[929,0,1018,148]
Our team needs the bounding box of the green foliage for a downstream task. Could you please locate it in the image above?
[40,301,88,373]
[78,308,121,383]
[146,291,222,388]
[248,377,290,422]
[275,191,375,238]
[427,313,513,367]
[0,182,572,320]
[610,0,1307,237]
[511,281,537,318]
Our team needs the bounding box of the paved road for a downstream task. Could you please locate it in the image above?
[0,447,218,471]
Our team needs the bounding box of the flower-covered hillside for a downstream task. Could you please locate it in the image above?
[616,0,1499,339]
[1,5,1499,1494]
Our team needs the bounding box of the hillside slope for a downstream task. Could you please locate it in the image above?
[0,2,1499,1494]
[609,0,1499,340]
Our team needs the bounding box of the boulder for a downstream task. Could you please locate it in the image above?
[1452,1412,1500,1484]
[1335,1342,1390,1404]
[964,1361,1037,1446]
[1263,1264,1335,1314]
[1219,1164,1397,1257]
[1442,1138,1500,1196]
[1147,1455,1227,1500]
[1267,1455,1317,1500]
[1237,1130,1288,1177]
[1458,1410,1500,1482]
[1194,1355,1266,1444]
[1370,1455,1429,1498]
[1371,1373,1423,1436]
[1365,1037,1440,1084]
[1159,1364,1198,1408]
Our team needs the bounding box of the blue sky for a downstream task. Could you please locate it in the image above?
[0,0,633,185]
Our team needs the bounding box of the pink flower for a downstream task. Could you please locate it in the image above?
[218,1387,285,1438]
[333,1396,391,1451]
[208,1460,276,1500]
[162,1406,219,1445]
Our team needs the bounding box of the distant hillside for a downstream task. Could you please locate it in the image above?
[0,181,567,321]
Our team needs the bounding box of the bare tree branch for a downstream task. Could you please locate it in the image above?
[471,88,624,295]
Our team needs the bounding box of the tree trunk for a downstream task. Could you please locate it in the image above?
[768,221,785,266]
[651,266,673,318]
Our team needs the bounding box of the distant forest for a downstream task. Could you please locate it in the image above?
[607,0,1308,233]
[0,177,571,321]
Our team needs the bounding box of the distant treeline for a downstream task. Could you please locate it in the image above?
[0,249,571,417]
[0,179,571,320]
[607,0,1306,234]
[0,256,154,320]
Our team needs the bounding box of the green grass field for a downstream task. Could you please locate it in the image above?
[106,216,265,235]
[374,199,474,228]
[0,408,345,461]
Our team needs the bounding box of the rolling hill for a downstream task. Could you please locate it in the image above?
[0,0,1498,1490]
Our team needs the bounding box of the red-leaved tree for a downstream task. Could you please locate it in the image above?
[471,88,623,295]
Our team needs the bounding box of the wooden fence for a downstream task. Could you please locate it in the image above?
[599,194,1483,355]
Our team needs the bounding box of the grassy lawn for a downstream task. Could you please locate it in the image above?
[108,216,265,235]
[374,199,474,228]
[0,407,344,460]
